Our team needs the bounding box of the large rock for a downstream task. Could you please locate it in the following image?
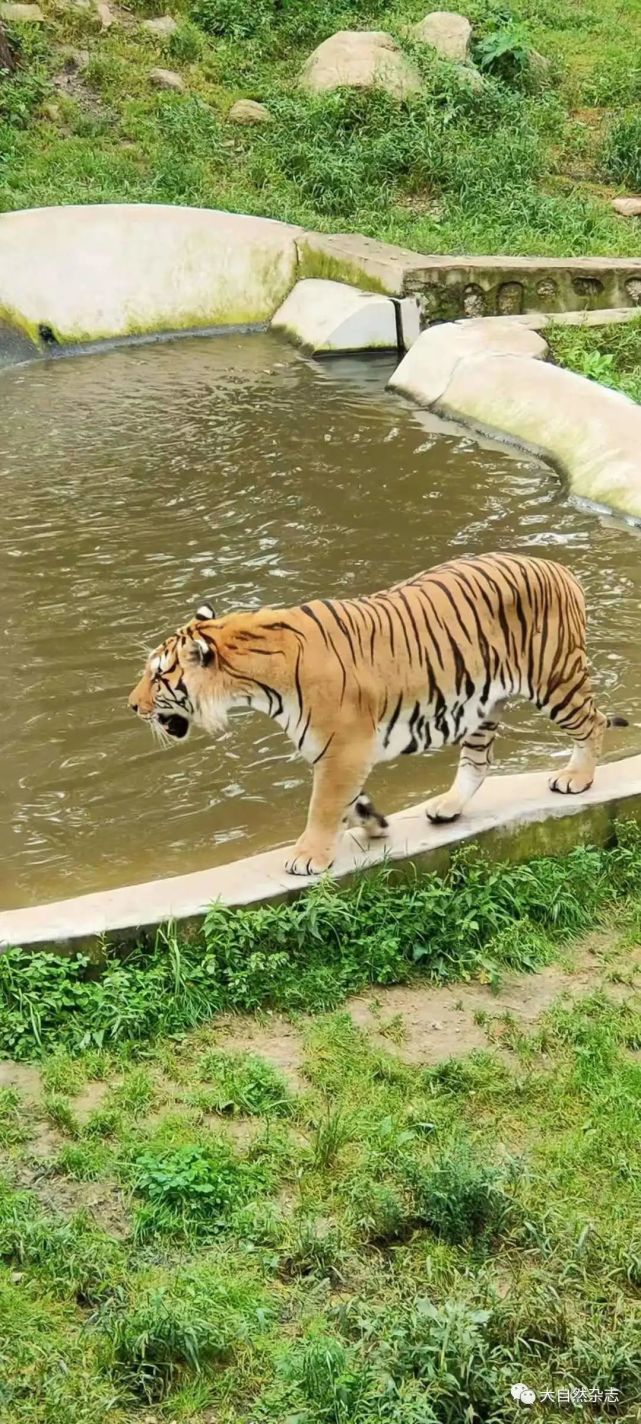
[411,11,471,62]
[229,98,272,124]
[300,31,422,99]
[0,2,43,19]
[143,14,178,36]
[613,197,641,218]
[95,0,114,28]
[0,204,303,343]
[150,67,184,91]
[271,277,419,354]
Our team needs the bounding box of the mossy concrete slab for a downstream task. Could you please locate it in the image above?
[270,277,419,353]
[2,757,641,954]
[0,205,303,346]
[298,232,641,317]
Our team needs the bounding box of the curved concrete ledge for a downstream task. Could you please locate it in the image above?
[2,204,641,357]
[270,277,419,353]
[389,319,641,520]
[0,205,302,346]
[2,756,641,953]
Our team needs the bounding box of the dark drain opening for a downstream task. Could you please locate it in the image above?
[38,324,59,348]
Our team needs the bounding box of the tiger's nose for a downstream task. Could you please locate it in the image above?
[129,697,138,713]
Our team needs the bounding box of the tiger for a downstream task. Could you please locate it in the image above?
[128,553,627,876]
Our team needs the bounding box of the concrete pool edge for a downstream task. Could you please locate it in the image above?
[2,204,641,359]
[389,320,641,521]
[2,757,641,953]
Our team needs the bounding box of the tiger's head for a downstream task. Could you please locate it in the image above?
[128,602,223,745]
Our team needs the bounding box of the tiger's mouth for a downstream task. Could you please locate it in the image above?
[157,713,190,740]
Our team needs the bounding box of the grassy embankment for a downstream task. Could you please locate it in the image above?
[1,833,641,1420]
[1,0,641,258]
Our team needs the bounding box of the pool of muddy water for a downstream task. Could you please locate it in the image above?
[1,333,638,909]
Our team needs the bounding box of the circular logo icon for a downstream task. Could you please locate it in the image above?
[510,1383,536,1406]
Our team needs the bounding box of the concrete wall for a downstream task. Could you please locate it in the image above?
[297,231,641,318]
[2,205,641,354]
[2,757,641,954]
[389,319,641,521]
[0,205,302,346]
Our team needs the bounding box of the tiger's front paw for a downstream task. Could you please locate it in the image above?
[549,769,594,795]
[424,793,462,825]
[284,840,335,876]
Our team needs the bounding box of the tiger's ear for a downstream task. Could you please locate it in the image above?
[185,634,215,669]
[196,602,215,620]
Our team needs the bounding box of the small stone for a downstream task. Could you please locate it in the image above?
[411,11,471,63]
[300,30,422,100]
[10,1271,23,1283]
[150,66,184,91]
[228,98,273,124]
[455,62,484,92]
[95,0,114,27]
[0,2,44,19]
[613,197,641,218]
[142,14,177,37]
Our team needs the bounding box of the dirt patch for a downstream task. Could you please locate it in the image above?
[215,1016,307,1093]
[72,1080,112,1123]
[0,1060,43,1103]
[348,941,641,1065]
[2,1138,130,1237]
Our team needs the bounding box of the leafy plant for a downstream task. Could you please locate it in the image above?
[132,1141,267,1237]
[475,21,532,87]
[190,0,274,39]
[403,1148,519,1245]
[194,1049,292,1117]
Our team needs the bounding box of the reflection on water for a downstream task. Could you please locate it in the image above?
[1,333,638,909]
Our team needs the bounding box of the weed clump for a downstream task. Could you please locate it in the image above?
[601,110,641,192]
[132,1140,268,1238]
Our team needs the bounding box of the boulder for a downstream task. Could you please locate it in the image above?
[411,11,471,63]
[150,66,184,91]
[229,98,273,124]
[0,2,43,19]
[300,30,422,100]
[95,0,114,27]
[613,197,641,218]
[143,14,178,37]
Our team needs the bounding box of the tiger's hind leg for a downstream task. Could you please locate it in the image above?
[548,691,606,796]
[425,718,500,825]
[343,792,389,839]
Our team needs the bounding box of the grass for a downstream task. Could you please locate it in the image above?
[3,828,641,1058]
[1,0,641,255]
[548,313,641,403]
[0,924,639,1420]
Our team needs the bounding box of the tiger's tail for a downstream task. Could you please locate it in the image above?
[607,715,629,728]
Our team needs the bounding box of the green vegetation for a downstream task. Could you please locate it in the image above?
[548,313,641,402]
[3,830,641,1057]
[0,928,639,1420]
[1,0,641,255]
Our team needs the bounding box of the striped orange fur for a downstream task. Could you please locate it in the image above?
[128,553,627,875]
